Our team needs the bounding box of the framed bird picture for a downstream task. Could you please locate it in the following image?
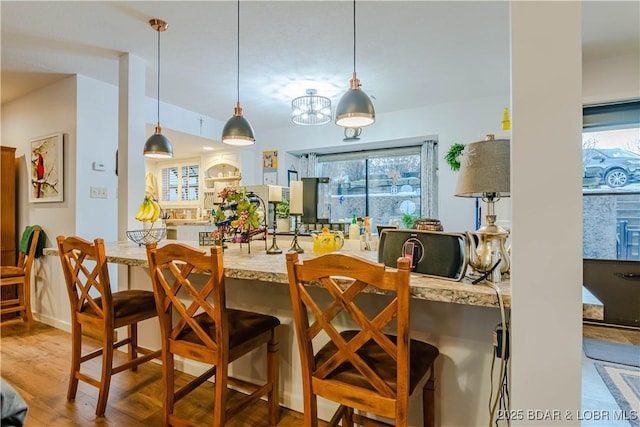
[28,133,64,203]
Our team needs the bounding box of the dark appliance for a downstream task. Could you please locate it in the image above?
[583,258,640,327]
[378,229,468,281]
[302,177,330,224]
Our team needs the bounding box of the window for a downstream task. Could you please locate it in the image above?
[582,100,640,260]
[161,163,200,202]
[315,143,436,230]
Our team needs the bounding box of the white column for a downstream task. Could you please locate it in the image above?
[510,2,583,425]
[117,54,147,291]
[117,54,147,237]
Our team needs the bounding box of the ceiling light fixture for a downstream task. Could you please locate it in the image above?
[291,89,332,126]
[144,19,174,159]
[221,0,255,146]
[335,0,375,128]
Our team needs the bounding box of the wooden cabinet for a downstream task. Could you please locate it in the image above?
[1,146,16,266]
[1,146,17,319]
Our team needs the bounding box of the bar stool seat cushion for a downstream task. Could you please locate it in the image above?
[315,330,439,395]
[180,309,281,348]
[82,290,157,318]
[0,266,25,279]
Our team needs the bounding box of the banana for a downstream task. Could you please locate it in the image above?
[149,199,161,223]
[142,199,154,221]
[135,199,148,221]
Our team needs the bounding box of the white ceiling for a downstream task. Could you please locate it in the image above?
[2,1,639,157]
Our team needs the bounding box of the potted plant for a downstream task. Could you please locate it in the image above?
[275,199,291,232]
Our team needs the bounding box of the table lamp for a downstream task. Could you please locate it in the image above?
[455,134,510,277]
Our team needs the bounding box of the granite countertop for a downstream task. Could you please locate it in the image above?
[43,240,603,319]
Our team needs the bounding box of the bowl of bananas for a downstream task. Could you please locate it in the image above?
[127,197,166,246]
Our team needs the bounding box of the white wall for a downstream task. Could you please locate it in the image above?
[2,76,78,327]
[76,75,119,241]
[583,52,640,105]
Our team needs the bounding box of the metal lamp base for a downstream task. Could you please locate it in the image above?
[266,204,282,255]
[289,215,304,253]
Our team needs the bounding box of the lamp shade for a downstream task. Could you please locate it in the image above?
[335,74,375,128]
[455,137,510,198]
[144,127,173,159]
[222,103,255,146]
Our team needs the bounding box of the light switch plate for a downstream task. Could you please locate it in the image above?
[90,186,108,199]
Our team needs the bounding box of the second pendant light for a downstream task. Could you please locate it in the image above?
[221,0,255,146]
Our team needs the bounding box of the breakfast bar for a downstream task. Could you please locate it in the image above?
[42,239,603,316]
[42,238,602,426]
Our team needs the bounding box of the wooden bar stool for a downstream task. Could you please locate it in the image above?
[285,252,440,427]
[0,226,41,324]
[146,242,281,426]
[57,235,161,417]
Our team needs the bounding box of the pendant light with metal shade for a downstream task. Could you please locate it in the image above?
[335,0,375,128]
[222,0,255,146]
[144,19,174,158]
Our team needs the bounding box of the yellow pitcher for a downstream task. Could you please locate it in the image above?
[311,228,344,255]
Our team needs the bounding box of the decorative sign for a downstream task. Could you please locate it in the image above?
[263,150,278,170]
[28,133,64,203]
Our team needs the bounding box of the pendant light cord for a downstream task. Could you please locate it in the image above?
[156,27,161,124]
[236,0,240,104]
[352,0,356,74]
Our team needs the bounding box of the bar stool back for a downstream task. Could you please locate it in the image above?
[146,243,281,426]
[285,252,439,427]
[0,226,41,324]
[57,235,161,416]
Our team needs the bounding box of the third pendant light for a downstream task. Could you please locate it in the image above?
[335,0,375,128]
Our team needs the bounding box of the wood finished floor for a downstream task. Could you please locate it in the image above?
[0,321,322,427]
[1,321,637,426]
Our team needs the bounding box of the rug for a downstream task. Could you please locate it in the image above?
[594,362,640,427]
[584,339,640,367]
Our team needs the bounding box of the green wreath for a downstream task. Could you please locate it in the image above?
[445,143,466,171]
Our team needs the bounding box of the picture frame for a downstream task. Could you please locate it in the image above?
[28,133,64,203]
[287,169,298,186]
[263,150,278,170]
[263,171,277,185]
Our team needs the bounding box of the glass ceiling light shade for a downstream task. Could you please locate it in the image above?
[144,19,173,159]
[335,0,375,128]
[291,89,332,125]
[222,0,255,146]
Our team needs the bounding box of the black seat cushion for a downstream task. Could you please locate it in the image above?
[177,309,280,349]
[315,330,439,395]
[81,290,157,318]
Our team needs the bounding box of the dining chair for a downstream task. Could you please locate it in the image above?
[0,226,41,324]
[57,235,161,417]
[285,252,440,427]
[146,242,281,426]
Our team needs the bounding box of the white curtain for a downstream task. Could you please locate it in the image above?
[421,140,438,219]
[298,153,318,178]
